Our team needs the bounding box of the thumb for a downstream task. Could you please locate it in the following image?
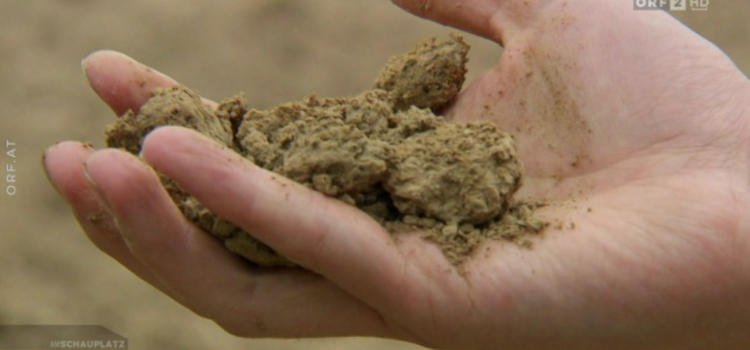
[391,0,540,44]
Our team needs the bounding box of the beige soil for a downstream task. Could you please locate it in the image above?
[104,35,544,266]
[374,33,469,112]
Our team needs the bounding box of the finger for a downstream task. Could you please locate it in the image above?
[83,148,258,317]
[83,50,216,116]
[391,0,540,44]
[141,127,441,322]
[83,148,397,338]
[42,141,170,293]
[83,50,177,115]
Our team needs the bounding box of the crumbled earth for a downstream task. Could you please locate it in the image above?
[106,88,234,154]
[104,35,545,267]
[374,33,469,112]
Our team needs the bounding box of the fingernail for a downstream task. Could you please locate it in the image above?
[81,51,100,77]
[41,149,57,193]
[81,56,88,75]
[42,143,67,196]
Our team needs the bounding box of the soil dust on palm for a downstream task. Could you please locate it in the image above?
[104,34,546,266]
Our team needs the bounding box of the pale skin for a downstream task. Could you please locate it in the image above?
[43,0,750,349]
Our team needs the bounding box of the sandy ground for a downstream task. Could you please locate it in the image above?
[0,1,747,349]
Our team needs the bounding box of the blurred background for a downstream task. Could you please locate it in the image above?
[0,1,747,349]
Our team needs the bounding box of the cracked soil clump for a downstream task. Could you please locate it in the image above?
[374,33,469,112]
[103,34,545,267]
[386,122,523,225]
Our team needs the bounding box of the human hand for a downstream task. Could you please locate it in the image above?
[44,0,750,349]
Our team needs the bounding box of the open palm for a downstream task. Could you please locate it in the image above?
[44,0,750,349]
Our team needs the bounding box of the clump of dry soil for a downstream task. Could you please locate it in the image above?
[104,34,545,266]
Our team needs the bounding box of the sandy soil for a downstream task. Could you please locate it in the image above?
[0,1,747,349]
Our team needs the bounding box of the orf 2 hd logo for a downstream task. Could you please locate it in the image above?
[634,0,709,11]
